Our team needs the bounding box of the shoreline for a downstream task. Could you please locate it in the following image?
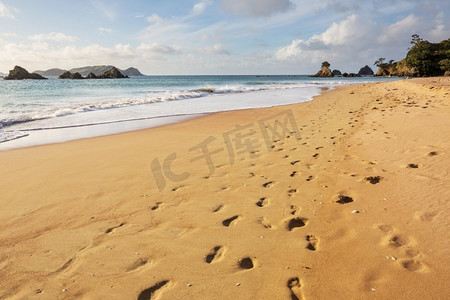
[0,76,401,151]
[0,86,324,151]
[0,78,448,299]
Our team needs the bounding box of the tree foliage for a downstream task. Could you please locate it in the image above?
[439,59,450,71]
[321,61,330,68]
[374,58,396,68]
[374,58,385,67]
[405,37,450,76]
[410,34,423,46]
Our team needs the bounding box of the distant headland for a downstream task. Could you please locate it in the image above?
[3,65,144,80]
[35,65,144,77]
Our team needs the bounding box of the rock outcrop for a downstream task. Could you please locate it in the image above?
[58,67,128,79]
[98,67,128,79]
[4,66,47,80]
[358,65,374,76]
[312,62,334,77]
[68,65,143,76]
[342,73,360,77]
[332,69,342,76]
[121,67,144,76]
[375,59,417,77]
[70,72,84,79]
[85,72,97,79]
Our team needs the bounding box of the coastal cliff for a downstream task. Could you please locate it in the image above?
[375,59,417,77]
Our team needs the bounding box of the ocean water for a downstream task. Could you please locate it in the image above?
[0,75,399,149]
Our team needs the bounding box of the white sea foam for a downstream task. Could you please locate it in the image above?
[0,130,29,143]
[1,82,318,128]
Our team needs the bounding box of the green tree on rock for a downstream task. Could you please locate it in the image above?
[321,61,330,68]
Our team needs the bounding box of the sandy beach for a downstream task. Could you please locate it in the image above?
[0,78,449,299]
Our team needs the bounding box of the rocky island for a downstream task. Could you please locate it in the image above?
[3,66,47,80]
[312,61,334,77]
[358,65,374,76]
[59,67,129,79]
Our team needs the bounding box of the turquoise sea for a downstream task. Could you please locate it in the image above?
[0,75,400,149]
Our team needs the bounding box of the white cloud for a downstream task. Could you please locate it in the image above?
[201,44,230,55]
[221,0,294,17]
[377,14,420,44]
[29,32,79,43]
[137,43,182,60]
[192,0,211,16]
[0,1,16,19]
[98,27,112,34]
[275,14,371,61]
[319,14,371,46]
[138,43,181,55]
[147,13,164,24]
[428,12,447,42]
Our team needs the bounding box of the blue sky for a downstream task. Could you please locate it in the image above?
[0,0,448,75]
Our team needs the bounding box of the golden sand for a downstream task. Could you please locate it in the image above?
[0,78,449,299]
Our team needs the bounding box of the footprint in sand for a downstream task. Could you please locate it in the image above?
[212,204,224,213]
[387,235,409,248]
[288,189,298,196]
[290,205,300,215]
[364,176,383,184]
[205,246,226,264]
[290,160,300,165]
[306,235,319,251]
[334,195,354,204]
[171,185,184,192]
[256,197,269,207]
[400,259,426,272]
[105,223,125,234]
[151,202,163,211]
[287,277,303,300]
[403,247,420,258]
[262,181,275,188]
[259,217,275,229]
[406,163,419,169]
[377,224,393,233]
[287,217,308,231]
[126,258,150,272]
[137,280,173,300]
[416,211,438,222]
[428,151,439,157]
[238,257,256,270]
[377,226,426,272]
[222,215,240,227]
[290,171,298,177]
